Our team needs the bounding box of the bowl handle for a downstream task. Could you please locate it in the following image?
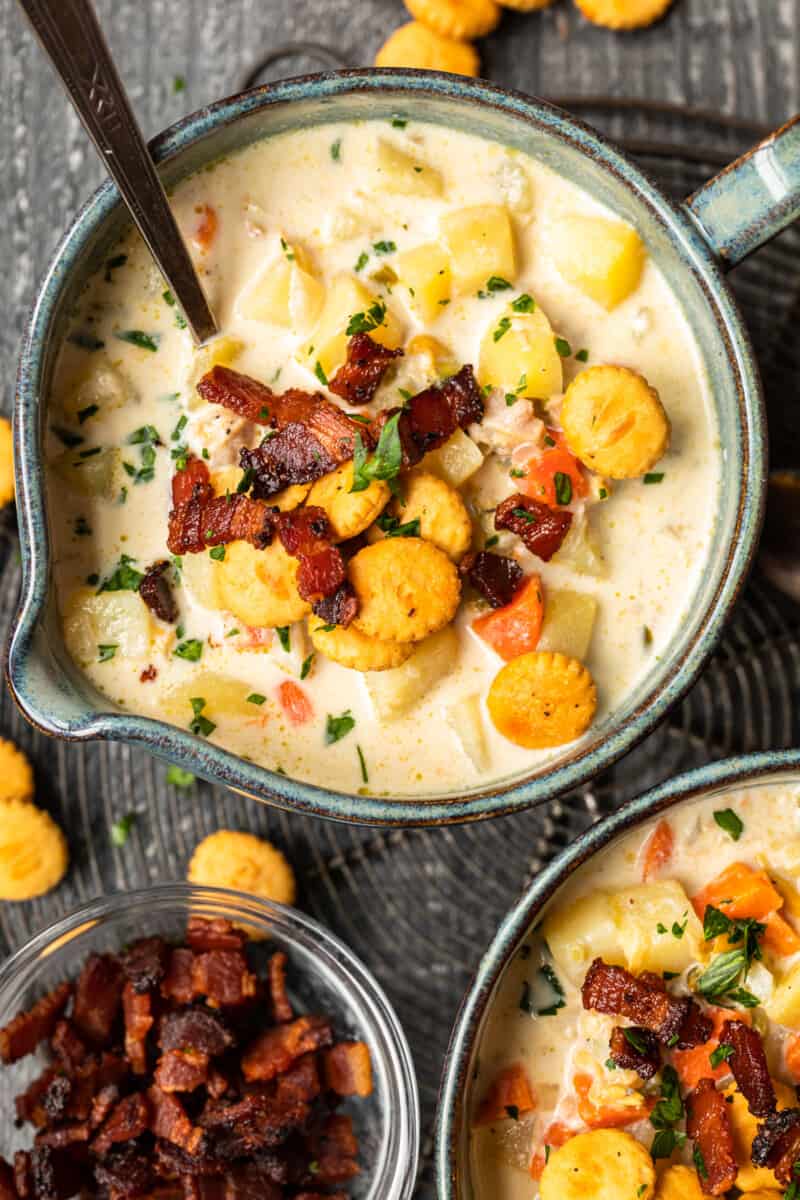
[684,114,800,268]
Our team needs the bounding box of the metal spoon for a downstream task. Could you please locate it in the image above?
[17,0,218,345]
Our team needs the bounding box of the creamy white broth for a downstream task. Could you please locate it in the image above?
[470,783,800,1198]
[47,120,718,798]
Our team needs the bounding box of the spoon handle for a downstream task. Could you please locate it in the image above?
[18,0,218,345]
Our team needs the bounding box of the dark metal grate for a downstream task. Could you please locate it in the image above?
[0,100,798,1196]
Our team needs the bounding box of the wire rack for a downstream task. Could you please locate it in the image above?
[0,94,798,1195]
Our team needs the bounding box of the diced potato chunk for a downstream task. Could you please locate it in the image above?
[163,672,259,724]
[765,960,800,1026]
[239,241,324,332]
[374,139,444,197]
[553,515,608,579]
[538,589,598,660]
[446,693,489,771]
[180,550,220,612]
[441,205,516,296]
[63,587,152,667]
[551,214,645,310]
[61,360,127,420]
[299,275,404,378]
[479,305,562,400]
[421,428,484,487]
[543,879,703,985]
[406,334,459,379]
[395,243,451,323]
[51,447,125,499]
[365,626,458,722]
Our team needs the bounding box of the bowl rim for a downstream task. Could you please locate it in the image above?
[7,68,767,827]
[433,747,800,1199]
[0,881,420,1200]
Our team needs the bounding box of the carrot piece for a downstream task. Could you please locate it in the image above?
[763,911,800,958]
[473,1063,536,1127]
[194,204,218,251]
[641,819,674,881]
[785,1034,800,1083]
[691,862,783,921]
[672,1006,750,1091]
[277,680,313,726]
[517,430,588,509]
[472,575,544,662]
[573,1072,651,1129]
[529,1121,575,1179]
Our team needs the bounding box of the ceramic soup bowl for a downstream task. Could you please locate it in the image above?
[7,72,799,826]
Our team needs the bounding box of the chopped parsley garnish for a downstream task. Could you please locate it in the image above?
[162,289,188,329]
[189,697,215,738]
[511,293,535,314]
[554,336,572,358]
[325,710,355,745]
[651,1129,687,1159]
[97,644,117,662]
[68,330,105,352]
[351,411,403,493]
[300,653,314,681]
[111,812,136,847]
[316,623,336,634]
[376,513,421,538]
[709,1042,734,1069]
[644,472,665,484]
[535,963,566,1016]
[622,1027,648,1054]
[493,316,512,342]
[599,486,608,499]
[575,348,589,362]
[166,765,195,789]
[485,534,499,549]
[649,1065,684,1149]
[727,987,760,1008]
[314,361,328,387]
[78,446,101,459]
[391,115,407,128]
[346,301,387,337]
[247,693,266,706]
[114,329,160,352]
[693,1146,708,1181]
[77,404,99,423]
[357,744,368,784]
[209,545,226,561]
[125,424,160,484]
[74,516,92,537]
[511,506,537,524]
[174,639,204,662]
[280,237,294,261]
[696,947,751,998]
[104,253,127,282]
[97,554,143,594]
[478,276,513,298]
[354,251,369,273]
[509,467,526,479]
[237,468,254,494]
[373,240,397,256]
[713,808,744,841]
[173,74,186,93]
[554,472,573,506]
[330,138,342,162]
[52,426,84,448]
[276,626,291,653]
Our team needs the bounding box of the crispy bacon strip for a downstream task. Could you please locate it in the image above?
[675,1002,713,1050]
[608,1026,661,1080]
[73,955,124,1046]
[328,334,403,406]
[275,1054,321,1104]
[93,1146,153,1199]
[377,364,484,467]
[267,953,293,1025]
[0,1159,15,1200]
[276,507,346,607]
[148,1085,205,1156]
[309,1114,360,1186]
[240,426,340,499]
[162,949,195,1006]
[752,1107,800,1184]
[154,1049,209,1094]
[719,1019,776,1117]
[139,560,178,624]
[168,459,275,555]
[460,551,524,609]
[686,1078,738,1195]
[242,1015,334,1083]
[495,493,572,562]
[191,951,257,1008]
[324,1043,373,1097]
[91,1093,149,1157]
[34,1122,89,1149]
[123,982,153,1076]
[120,937,168,994]
[159,1008,234,1056]
[0,982,71,1064]
[311,582,359,629]
[50,1020,87,1075]
[581,959,691,1045]
[187,916,245,954]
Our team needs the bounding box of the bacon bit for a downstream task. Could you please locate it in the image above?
[495,493,572,562]
[15,1068,61,1129]
[474,1063,536,1127]
[148,1085,205,1155]
[50,1021,87,1074]
[608,1026,661,1079]
[276,1054,321,1105]
[120,937,169,993]
[672,1005,749,1090]
[172,456,214,507]
[0,1159,15,1200]
[207,1066,229,1100]
[751,1106,800,1183]
[168,477,275,555]
[122,983,152,1076]
[641,820,674,881]
[140,665,158,683]
[91,1092,149,1157]
[240,424,340,498]
[139,560,178,624]
[268,952,293,1024]
[276,506,346,605]
[718,1019,776,1117]
[67,1053,129,1123]
[154,1048,209,1094]
[0,982,71,1064]
[34,1119,89,1149]
[324,1042,373,1098]
[381,364,484,467]
[581,959,694,1046]
[309,1114,360,1185]
[530,1122,576,1179]
[13,1152,31,1200]
[187,915,246,954]
[460,551,524,610]
[191,951,257,1008]
[89,1084,120,1131]
[194,204,218,252]
[517,429,588,509]
[73,955,124,1046]
[328,333,403,406]
[312,581,359,629]
[162,948,196,1005]
[278,680,314,726]
[94,1145,153,1199]
[574,1072,652,1129]
[686,1078,738,1195]
[242,1015,334,1082]
[159,1008,235,1056]
[199,1091,310,1158]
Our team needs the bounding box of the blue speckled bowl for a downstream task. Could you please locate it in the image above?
[435,749,800,1199]
[6,72,800,826]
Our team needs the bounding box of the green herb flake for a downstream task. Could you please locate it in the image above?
[189,697,215,738]
[536,963,566,1016]
[493,317,512,343]
[391,115,408,128]
[276,626,291,653]
[554,471,573,506]
[554,336,572,358]
[376,513,421,539]
[622,1027,648,1054]
[163,289,188,329]
[97,644,117,662]
[114,330,161,353]
[511,506,536,524]
[373,240,397,256]
[713,808,744,841]
[173,74,186,93]
[247,693,266,706]
[644,472,665,484]
[650,1128,686,1159]
[52,426,84,448]
[709,1042,734,1069]
[656,923,668,935]
[485,534,499,549]
[693,1145,708,1181]
[357,744,369,784]
[68,330,105,352]
[77,404,99,423]
[511,293,535,314]
[486,276,512,293]
[346,301,387,337]
[111,812,136,847]
[300,653,314,681]
[98,554,143,594]
[314,361,329,388]
[166,765,195,789]
[325,710,356,745]
[726,987,760,1008]
[350,411,403,493]
[696,947,748,998]
[104,253,128,282]
[209,545,226,561]
[575,348,589,363]
[650,1065,684,1131]
[237,468,254,494]
[330,138,342,162]
[174,639,204,662]
[354,251,369,273]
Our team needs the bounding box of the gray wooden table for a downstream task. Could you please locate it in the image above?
[0,2,799,1193]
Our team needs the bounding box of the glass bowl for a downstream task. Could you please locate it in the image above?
[0,884,420,1199]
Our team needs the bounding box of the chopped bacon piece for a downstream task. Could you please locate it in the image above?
[0,1159,15,1200]
[191,951,257,1008]
[65,1053,129,1122]
[242,1015,334,1082]
[159,1009,234,1057]
[140,664,157,683]
[382,365,484,466]
[50,1021,87,1074]
[311,582,358,629]
[200,1091,308,1153]
[0,983,71,1064]
[120,937,169,994]
[91,1093,149,1157]
[207,1067,229,1100]
[275,1054,321,1105]
[13,1152,31,1200]
[240,426,339,499]
[172,457,214,508]
[278,507,346,604]
[168,486,275,556]
[686,1078,738,1195]
[328,334,403,406]
[123,982,153,1076]
[93,1145,154,1199]
[719,1019,776,1117]
[267,952,293,1025]
[308,1114,360,1185]
[752,1106,800,1183]
[187,917,245,954]
[495,493,572,562]
[162,950,196,1005]
[28,1145,82,1200]
[89,1084,120,1131]
[608,1026,661,1079]
[324,1043,373,1098]
[34,1122,89,1149]
[148,1086,205,1156]
[15,1069,62,1129]
[581,959,691,1045]
[224,1165,284,1200]
[676,1002,714,1051]
[73,955,124,1046]
[139,560,178,624]
[155,1049,209,1094]
[460,551,524,609]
